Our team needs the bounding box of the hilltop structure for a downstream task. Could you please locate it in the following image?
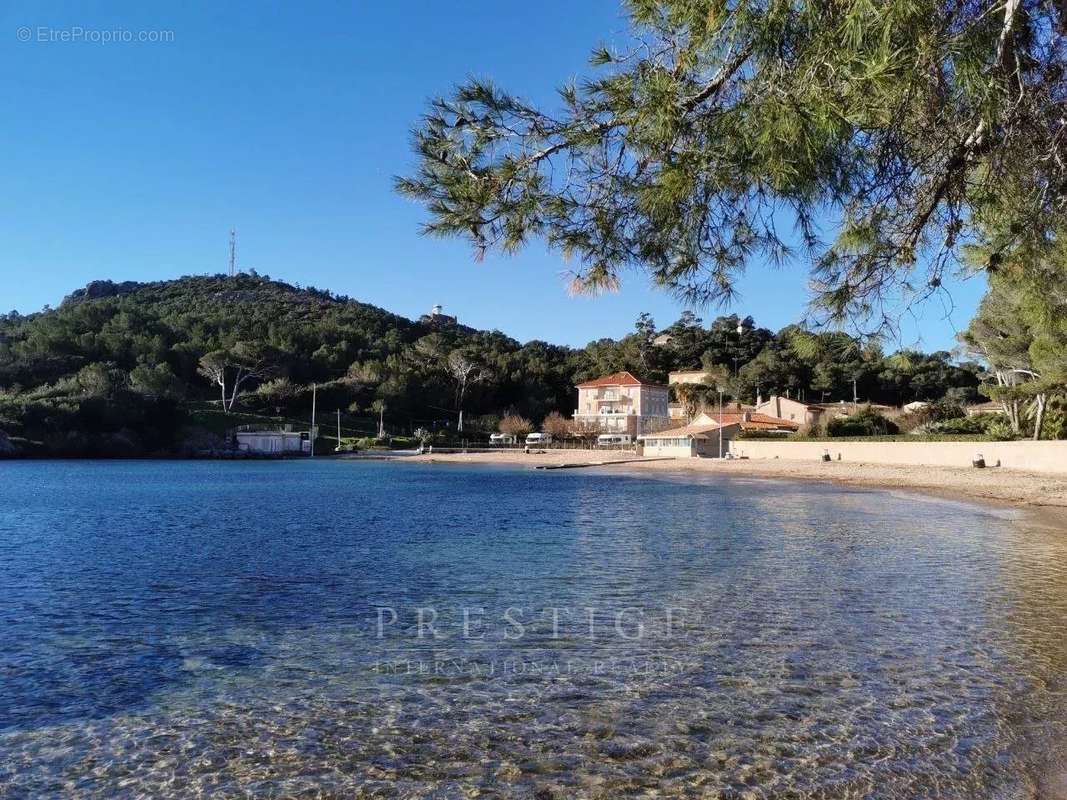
[419,304,457,326]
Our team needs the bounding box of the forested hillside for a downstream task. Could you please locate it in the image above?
[0,274,986,455]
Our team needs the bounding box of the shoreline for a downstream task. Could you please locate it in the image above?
[401,449,1067,519]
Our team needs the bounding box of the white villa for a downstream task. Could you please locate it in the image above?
[574,371,671,437]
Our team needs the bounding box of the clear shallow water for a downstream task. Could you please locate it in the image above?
[1,461,1066,798]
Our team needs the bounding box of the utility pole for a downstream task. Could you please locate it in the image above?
[309,383,316,458]
[229,229,237,277]
[734,321,744,378]
[718,387,724,459]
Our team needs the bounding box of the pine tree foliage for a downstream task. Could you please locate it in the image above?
[398,0,1067,329]
[961,228,1067,436]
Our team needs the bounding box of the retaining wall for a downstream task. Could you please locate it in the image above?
[726,440,1067,474]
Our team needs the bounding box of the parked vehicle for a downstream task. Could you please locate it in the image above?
[489,433,517,445]
[525,432,553,446]
[596,434,632,446]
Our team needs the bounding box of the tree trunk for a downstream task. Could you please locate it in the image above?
[1033,394,1047,441]
[227,369,247,412]
[994,370,1020,434]
[458,408,464,433]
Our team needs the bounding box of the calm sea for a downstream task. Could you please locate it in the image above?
[1,460,1066,798]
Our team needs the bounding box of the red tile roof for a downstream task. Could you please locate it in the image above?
[692,411,800,431]
[639,411,800,440]
[576,371,663,389]
[638,423,728,440]
[725,412,800,431]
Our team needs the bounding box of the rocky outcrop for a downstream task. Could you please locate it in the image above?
[61,280,143,306]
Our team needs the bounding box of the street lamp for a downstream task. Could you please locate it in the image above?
[733,321,745,377]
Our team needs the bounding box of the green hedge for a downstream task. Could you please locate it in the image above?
[826,408,900,437]
[787,433,997,442]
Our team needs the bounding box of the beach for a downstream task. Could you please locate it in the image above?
[408,449,1067,512]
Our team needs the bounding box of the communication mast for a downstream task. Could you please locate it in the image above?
[228,229,237,277]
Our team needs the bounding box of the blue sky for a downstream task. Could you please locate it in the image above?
[1,1,985,352]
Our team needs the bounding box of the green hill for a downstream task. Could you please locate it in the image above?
[0,274,581,455]
[0,273,988,456]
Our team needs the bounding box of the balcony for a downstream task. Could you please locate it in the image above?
[575,408,633,418]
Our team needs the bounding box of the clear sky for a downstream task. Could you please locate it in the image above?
[1,0,986,352]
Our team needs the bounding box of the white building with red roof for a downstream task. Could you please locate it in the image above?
[573,371,671,437]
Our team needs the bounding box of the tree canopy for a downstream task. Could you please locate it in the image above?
[398,0,1067,330]
[961,227,1067,436]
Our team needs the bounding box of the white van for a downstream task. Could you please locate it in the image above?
[489,433,516,445]
[597,434,631,447]
[525,432,553,446]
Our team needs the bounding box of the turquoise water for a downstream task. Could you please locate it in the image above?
[1,460,1066,798]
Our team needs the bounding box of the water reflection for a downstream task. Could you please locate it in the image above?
[0,460,1065,797]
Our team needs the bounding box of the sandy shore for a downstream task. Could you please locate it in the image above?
[404,449,1067,515]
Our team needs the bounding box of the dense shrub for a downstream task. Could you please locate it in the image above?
[1043,398,1067,440]
[984,417,1018,441]
[897,399,968,432]
[826,408,900,437]
[925,415,990,435]
[925,412,1016,439]
[737,431,798,440]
